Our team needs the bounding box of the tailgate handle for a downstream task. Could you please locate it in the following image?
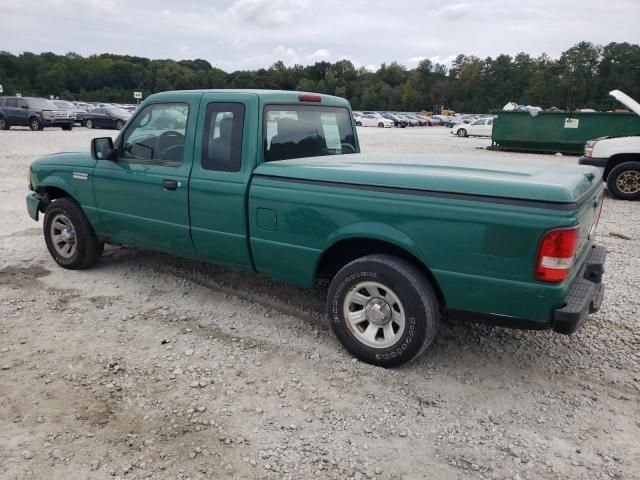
[163,179,178,190]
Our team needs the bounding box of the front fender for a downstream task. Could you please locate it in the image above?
[36,174,80,199]
[32,167,102,230]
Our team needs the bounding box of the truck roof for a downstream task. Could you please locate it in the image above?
[145,89,351,107]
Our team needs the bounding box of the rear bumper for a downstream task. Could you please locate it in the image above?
[552,244,606,334]
[579,156,608,168]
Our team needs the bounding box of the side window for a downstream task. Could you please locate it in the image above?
[201,103,245,172]
[122,103,189,164]
[6,98,18,108]
[17,98,27,108]
[488,119,493,126]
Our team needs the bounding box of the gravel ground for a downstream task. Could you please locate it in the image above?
[0,126,639,480]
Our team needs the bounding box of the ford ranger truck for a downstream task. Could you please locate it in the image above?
[26,90,607,368]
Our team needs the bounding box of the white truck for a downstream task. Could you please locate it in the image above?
[579,90,640,200]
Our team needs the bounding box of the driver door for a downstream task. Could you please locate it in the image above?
[92,97,199,256]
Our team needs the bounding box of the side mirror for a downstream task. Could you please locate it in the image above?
[91,137,115,160]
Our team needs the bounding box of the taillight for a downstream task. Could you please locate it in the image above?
[535,226,580,283]
[298,94,322,102]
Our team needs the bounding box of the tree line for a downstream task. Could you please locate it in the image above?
[0,41,638,113]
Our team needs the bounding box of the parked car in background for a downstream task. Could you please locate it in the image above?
[84,107,132,130]
[122,104,138,113]
[405,114,427,126]
[452,117,494,137]
[52,100,87,125]
[397,114,419,127]
[0,96,74,131]
[434,115,463,128]
[380,112,407,128]
[355,114,394,128]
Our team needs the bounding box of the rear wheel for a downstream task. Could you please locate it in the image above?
[356,121,362,127]
[43,198,104,269]
[607,161,640,200]
[327,254,440,368]
[457,128,467,137]
[30,117,43,131]
[86,119,94,129]
[0,117,9,130]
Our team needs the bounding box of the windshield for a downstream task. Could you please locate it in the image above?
[53,100,75,109]
[26,98,58,110]
[263,105,357,162]
[108,107,131,117]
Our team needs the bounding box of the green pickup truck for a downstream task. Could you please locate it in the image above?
[27,90,606,367]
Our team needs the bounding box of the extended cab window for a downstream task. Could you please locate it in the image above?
[122,103,189,164]
[201,103,245,172]
[263,105,356,162]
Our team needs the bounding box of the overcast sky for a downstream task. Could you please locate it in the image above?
[1,0,638,71]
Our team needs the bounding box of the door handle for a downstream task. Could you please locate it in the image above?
[163,179,178,190]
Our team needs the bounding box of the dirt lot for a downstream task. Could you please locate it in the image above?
[1,126,639,480]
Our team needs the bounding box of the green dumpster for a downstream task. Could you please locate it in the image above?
[491,111,640,154]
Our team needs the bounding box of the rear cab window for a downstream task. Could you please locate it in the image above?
[263,105,357,162]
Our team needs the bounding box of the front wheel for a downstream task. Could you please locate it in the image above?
[85,119,94,129]
[607,161,640,200]
[457,128,467,137]
[355,121,362,127]
[30,118,43,131]
[0,117,10,130]
[378,122,384,128]
[61,124,73,131]
[327,254,440,367]
[43,198,104,269]
[115,119,124,130]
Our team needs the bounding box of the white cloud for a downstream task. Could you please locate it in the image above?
[437,3,469,21]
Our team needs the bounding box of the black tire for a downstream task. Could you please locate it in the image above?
[327,254,440,368]
[378,122,384,128]
[457,128,467,137]
[43,198,104,270]
[30,117,43,131]
[86,119,94,129]
[606,161,640,200]
[115,119,124,130]
[0,117,9,130]
[355,121,362,127]
[61,124,73,131]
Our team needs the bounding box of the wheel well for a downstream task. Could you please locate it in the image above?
[316,238,446,307]
[39,186,72,205]
[605,154,640,178]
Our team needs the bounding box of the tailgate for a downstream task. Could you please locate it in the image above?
[573,182,605,273]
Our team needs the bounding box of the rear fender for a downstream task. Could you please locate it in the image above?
[325,222,419,255]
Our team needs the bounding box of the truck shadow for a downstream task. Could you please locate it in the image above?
[102,246,603,375]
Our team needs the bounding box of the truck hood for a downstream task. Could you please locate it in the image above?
[254,154,602,204]
[32,151,96,168]
[610,90,640,117]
